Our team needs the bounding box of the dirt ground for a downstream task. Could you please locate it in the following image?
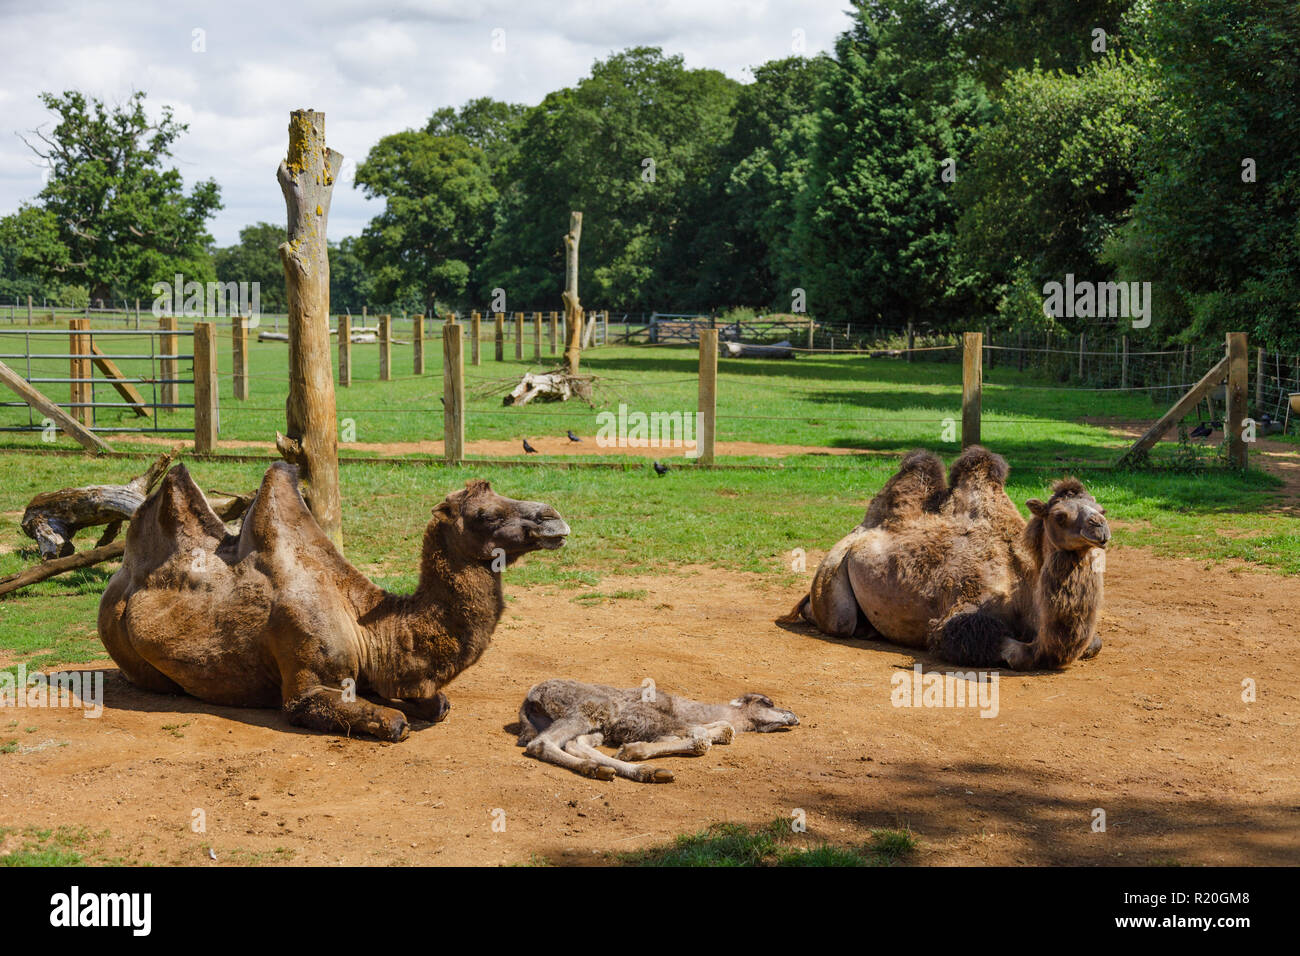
[2,542,1297,867]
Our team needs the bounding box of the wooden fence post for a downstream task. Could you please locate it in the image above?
[159,315,178,415]
[471,311,481,365]
[193,322,218,454]
[807,318,814,351]
[443,322,465,464]
[1227,332,1248,468]
[338,315,351,386]
[514,311,523,359]
[494,313,504,361]
[549,311,558,355]
[69,318,91,426]
[698,328,718,465]
[27,295,33,326]
[379,314,392,380]
[232,317,250,400]
[962,331,982,448]
[533,311,542,360]
[413,314,425,375]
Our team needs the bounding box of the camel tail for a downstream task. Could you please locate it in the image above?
[776,594,811,626]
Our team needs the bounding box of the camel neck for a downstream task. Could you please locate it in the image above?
[413,521,505,631]
[1034,548,1101,666]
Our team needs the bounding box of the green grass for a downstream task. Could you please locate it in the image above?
[0,826,118,866]
[619,819,918,867]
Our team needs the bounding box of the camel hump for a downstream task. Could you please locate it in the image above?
[140,464,228,543]
[947,445,1010,490]
[863,449,946,526]
[238,462,318,552]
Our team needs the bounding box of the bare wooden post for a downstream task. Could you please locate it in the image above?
[159,315,178,415]
[698,328,718,465]
[514,311,523,359]
[0,359,110,452]
[69,318,91,426]
[193,322,218,454]
[26,295,33,326]
[133,297,140,330]
[413,314,425,375]
[1121,335,1129,389]
[1255,346,1265,411]
[338,315,351,387]
[494,313,504,361]
[232,317,250,400]
[549,311,558,355]
[443,323,465,464]
[532,311,542,360]
[379,314,392,381]
[1227,332,1248,468]
[276,108,343,548]
[563,211,584,375]
[962,332,982,448]
[471,311,481,365]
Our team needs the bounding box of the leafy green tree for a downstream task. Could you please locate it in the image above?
[481,47,739,309]
[0,205,68,299]
[794,2,991,329]
[211,222,288,313]
[1107,0,1300,349]
[19,90,221,301]
[328,236,381,313]
[354,129,496,311]
[954,55,1158,331]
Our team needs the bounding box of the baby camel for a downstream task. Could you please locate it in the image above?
[517,679,799,783]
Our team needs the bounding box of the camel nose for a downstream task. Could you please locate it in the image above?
[1086,515,1110,545]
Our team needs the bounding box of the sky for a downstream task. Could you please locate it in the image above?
[0,0,854,247]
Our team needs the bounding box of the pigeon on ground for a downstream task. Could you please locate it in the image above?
[523,439,538,454]
[653,461,669,476]
[567,430,581,442]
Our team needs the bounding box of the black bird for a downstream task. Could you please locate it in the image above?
[653,461,669,476]
[1189,421,1214,439]
[523,439,538,454]
[566,430,581,442]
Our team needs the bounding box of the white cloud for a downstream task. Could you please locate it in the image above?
[0,0,852,246]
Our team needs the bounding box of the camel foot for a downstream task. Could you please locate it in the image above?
[1081,634,1103,660]
[999,638,1035,671]
[383,715,410,742]
[641,767,675,784]
[583,762,616,781]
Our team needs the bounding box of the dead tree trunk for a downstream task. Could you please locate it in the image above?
[20,451,176,559]
[562,211,583,376]
[277,109,344,550]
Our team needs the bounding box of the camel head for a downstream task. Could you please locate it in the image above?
[1026,478,1109,553]
[431,479,570,567]
[726,693,800,733]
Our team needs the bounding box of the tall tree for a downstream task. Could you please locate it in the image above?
[19,90,221,301]
[211,222,288,313]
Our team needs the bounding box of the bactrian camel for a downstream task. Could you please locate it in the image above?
[98,463,570,740]
[517,679,799,782]
[779,446,1109,670]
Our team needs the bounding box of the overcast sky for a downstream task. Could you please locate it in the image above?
[0,0,853,246]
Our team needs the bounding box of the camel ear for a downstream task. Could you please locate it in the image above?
[1026,498,1048,517]
[464,478,492,496]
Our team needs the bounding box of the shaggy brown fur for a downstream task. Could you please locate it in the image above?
[516,679,799,783]
[97,463,569,740]
[778,447,1109,670]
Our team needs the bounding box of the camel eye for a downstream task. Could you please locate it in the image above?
[1054,512,1068,525]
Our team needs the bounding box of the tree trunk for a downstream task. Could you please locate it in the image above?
[562,211,583,376]
[277,109,344,550]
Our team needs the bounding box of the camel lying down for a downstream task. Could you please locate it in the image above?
[517,679,799,782]
[98,463,569,741]
[779,446,1110,670]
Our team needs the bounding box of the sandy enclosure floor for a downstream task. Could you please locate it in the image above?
[1,544,1297,866]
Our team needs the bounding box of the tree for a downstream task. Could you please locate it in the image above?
[0,205,68,299]
[481,47,739,309]
[18,90,221,301]
[794,2,991,329]
[354,129,496,312]
[1107,0,1300,349]
[211,222,288,313]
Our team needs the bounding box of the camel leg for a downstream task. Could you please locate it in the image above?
[1080,633,1103,660]
[928,604,1017,668]
[615,721,735,762]
[383,692,451,723]
[523,719,617,781]
[282,677,411,742]
[565,734,674,783]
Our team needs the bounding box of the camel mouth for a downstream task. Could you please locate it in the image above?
[534,518,570,549]
[1083,530,1111,547]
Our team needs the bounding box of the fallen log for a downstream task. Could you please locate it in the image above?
[20,451,177,559]
[720,339,795,359]
[503,371,594,406]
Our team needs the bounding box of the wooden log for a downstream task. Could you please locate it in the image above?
[413,313,425,375]
[0,541,126,597]
[20,451,175,558]
[231,317,250,401]
[193,322,218,454]
[471,311,481,366]
[962,332,982,448]
[0,358,109,452]
[89,344,151,417]
[1118,354,1231,465]
[443,323,465,464]
[698,328,718,464]
[159,315,178,414]
[563,211,583,375]
[338,315,351,386]
[1227,332,1248,468]
[276,108,343,549]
